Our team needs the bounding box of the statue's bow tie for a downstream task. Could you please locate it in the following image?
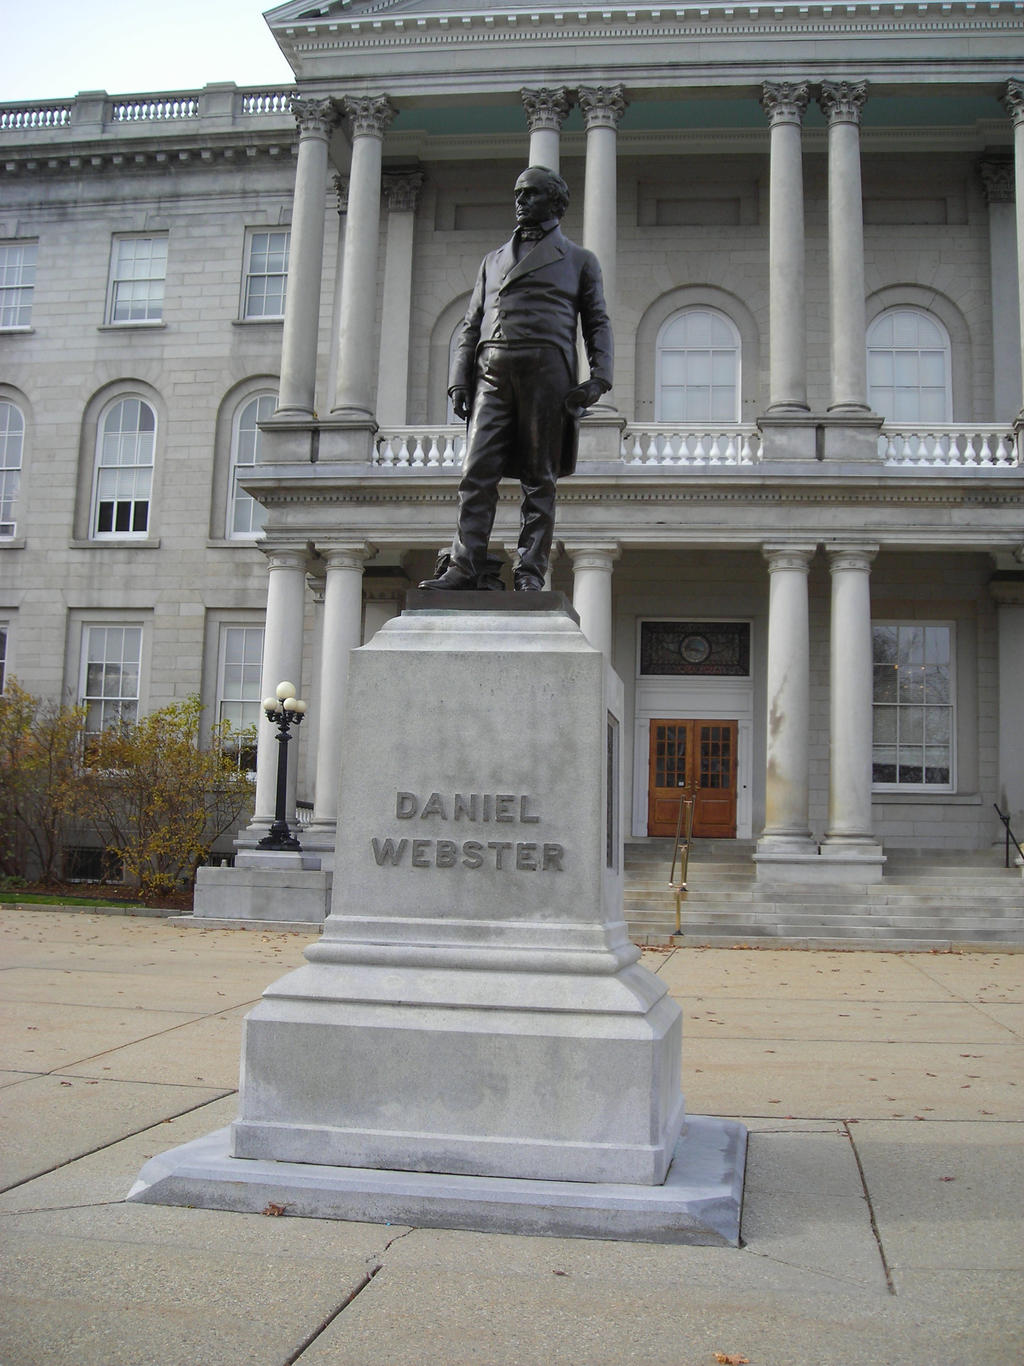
[517,227,545,241]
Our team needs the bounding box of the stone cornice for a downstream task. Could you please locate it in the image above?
[0,132,296,178]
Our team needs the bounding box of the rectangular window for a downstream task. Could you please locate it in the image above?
[80,624,142,739]
[242,229,289,318]
[872,623,954,790]
[107,235,167,323]
[217,624,264,771]
[0,241,37,328]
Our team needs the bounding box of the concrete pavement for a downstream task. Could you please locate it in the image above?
[1,907,1021,1366]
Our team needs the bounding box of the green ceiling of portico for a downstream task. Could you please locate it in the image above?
[392,92,1004,137]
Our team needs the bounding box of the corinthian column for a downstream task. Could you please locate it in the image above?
[276,98,337,417]
[820,81,870,413]
[521,87,574,171]
[331,95,397,420]
[578,85,628,318]
[251,549,308,830]
[567,543,620,660]
[376,170,424,426]
[821,544,885,879]
[1001,80,1024,424]
[980,158,1021,421]
[755,543,818,876]
[761,82,810,413]
[311,543,375,838]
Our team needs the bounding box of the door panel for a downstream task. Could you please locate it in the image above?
[647,719,737,838]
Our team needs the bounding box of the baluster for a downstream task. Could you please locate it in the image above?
[978,434,993,465]
[740,433,755,464]
[395,436,411,467]
[692,434,706,464]
[722,434,737,465]
[647,433,662,465]
[962,433,978,466]
[378,437,394,466]
[426,436,441,466]
[410,436,426,466]
[708,435,722,465]
[629,433,643,463]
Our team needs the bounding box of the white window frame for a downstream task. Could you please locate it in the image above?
[79,623,144,740]
[216,623,265,771]
[0,400,25,537]
[654,307,741,424]
[106,234,167,325]
[0,621,8,693]
[0,240,38,329]
[241,228,289,320]
[867,308,953,423]
[227,392,274,538]
[90,397,156,539]
[871,621,955,793]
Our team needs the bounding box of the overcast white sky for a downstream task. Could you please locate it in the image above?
[1,1,295,103]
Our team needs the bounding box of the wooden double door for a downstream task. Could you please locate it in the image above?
[648,718,738,839]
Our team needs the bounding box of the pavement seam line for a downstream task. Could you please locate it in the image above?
[0,1090,234,1196]
[282,1229,413,1364]
[843,1119,896,1296]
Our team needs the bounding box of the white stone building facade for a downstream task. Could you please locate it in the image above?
[2,1,1024,900]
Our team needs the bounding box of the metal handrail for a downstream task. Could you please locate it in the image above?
[993,803,1024,869]
[669,789,696,936]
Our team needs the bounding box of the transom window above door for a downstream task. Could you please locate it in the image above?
[655,308,740,424]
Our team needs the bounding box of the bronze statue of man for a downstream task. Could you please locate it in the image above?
[420,166,613,592]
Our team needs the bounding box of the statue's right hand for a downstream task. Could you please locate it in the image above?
[451,387,471,421]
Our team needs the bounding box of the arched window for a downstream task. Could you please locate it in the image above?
[655,308,740,423]
[228,392,274,538]
[0,400,25,538]
[867,309,952,423]
[91,397,156,538]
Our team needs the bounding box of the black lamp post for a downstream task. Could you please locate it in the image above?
[258,681,307,851]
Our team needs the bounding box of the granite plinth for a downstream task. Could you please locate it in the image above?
[128,1115,746,1246]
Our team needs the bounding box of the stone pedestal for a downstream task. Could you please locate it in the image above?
[131,597,745,1243]
[190,850,331,928]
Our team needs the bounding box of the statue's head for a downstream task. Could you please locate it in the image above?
[514,165,570,224]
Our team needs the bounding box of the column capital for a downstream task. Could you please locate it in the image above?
[292,96,339,139]
[262,547,311,573]
[819,79,868,126]
[341,94,397,140]
[564,542,621,571]
[383,169,424,213]
[980,156,1015,204]
[824,542,878,573]
[761,80,810,127]
[762,542,817,572]
[319,542,377,572]
[333,173,349,214]
[1002,78,1024,126]
[578,84,629,131]
[520,86,575,135]
[306,573,327,605]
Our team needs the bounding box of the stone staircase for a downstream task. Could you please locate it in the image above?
[624,838,1024,949]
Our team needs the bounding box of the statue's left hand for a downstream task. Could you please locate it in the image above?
[564,380,607,419]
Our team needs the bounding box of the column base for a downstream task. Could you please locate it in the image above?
[819,837,886,883]
[753,834,820,882]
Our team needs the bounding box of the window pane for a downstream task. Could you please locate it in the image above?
[873,623,953,789]
[868,309,951,422]
[656,309,739,423]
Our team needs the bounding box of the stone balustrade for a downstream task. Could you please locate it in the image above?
[374,422,1023,474]
[0,84,296,138]
[880,425,1020,467]
[622,425,762,466]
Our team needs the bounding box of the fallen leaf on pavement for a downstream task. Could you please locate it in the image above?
[713,1354,750,1364]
